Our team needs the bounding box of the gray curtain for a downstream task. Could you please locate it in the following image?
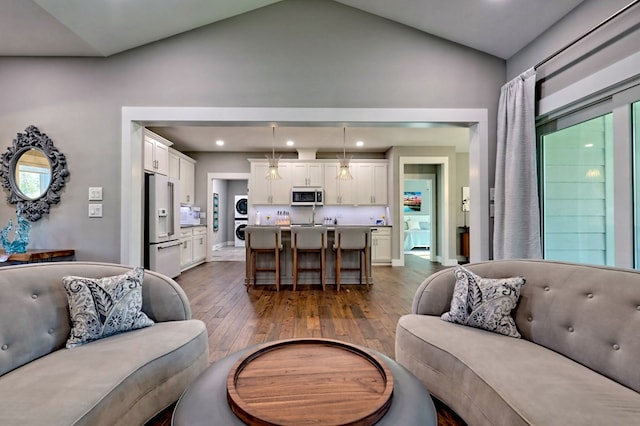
[493,68,542,259]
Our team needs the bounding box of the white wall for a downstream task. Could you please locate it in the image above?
[210,179,228,248]
[0,0,503,262]
[456,152,470,227]
[404,179,432,216]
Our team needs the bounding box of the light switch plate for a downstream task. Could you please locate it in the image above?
[89,204,103,218]
[89,187,103,201]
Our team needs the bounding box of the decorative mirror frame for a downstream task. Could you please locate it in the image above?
[0,125,70,221]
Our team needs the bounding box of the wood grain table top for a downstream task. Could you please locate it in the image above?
[227,338,394,426]
[0,249,75,263]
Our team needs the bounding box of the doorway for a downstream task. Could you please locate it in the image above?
[207,172,249,262]
[399,156,451,266]
[403,171,436,262]
[121,107,489,266]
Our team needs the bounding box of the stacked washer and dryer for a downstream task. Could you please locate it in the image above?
[234,195,248,247]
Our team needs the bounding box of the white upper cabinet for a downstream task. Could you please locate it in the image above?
[144,130,171,176]
[169,148,196,205]
[179,157,195,204]
[324,161,387,205]
[353,163,388,205]
[271,163,292,204]
[250,161,292,205]
[291,162,323,187]
[250,163,272,205]
[168,151,180,180]
[323,162,354,205]
[250,159,386,206]
[372,163,388,205]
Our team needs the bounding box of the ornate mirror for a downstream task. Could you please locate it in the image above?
[0,125,69,221]
[13,148,52,200]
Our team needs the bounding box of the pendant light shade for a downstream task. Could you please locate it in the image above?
[266,126,282,180]
[337,127,353,180]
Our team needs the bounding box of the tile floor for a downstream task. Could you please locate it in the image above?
[405,248,430,260]
[211,246,245,262]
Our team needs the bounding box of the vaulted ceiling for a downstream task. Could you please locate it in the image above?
[2,0,585,59]
[1,0,586,153]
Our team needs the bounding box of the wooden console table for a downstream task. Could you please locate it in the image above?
[0,249,75,264]
[458,227,470,263]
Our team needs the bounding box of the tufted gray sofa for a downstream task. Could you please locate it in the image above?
[0,262,209,426]
[396,259,640,426]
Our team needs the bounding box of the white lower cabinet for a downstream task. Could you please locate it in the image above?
[180,226,207,270]
[180,229,193,269]
[371,227,391,264]
[192,226,207,263]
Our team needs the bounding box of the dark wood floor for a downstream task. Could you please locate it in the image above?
[146,254,466,426]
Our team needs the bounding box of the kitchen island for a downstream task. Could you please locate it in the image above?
[246,226,376,288]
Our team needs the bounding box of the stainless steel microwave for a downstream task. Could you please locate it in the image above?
[290,187,323,206]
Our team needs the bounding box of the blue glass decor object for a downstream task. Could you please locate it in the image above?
[0,214,31,254]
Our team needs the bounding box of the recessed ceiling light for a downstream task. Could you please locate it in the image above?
[286,140,294,146]
[584,143,593,148]
[356,141,364,147]
[216,140,224,146]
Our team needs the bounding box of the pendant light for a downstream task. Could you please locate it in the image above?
[266,125,282,180]
[337,127,353,180]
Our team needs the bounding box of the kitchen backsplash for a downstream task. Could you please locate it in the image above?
[180,205,203,225]
[248,205,388,226]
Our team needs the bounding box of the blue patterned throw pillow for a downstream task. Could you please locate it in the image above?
[441,266,525,338]
[63,267,154,348]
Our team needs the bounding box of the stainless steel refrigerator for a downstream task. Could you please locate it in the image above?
[145,173,181,278]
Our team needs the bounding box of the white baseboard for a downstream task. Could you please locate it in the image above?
[393,256,458,267]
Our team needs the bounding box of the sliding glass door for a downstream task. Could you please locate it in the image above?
[540,114,614,265]
[633,101,640,267]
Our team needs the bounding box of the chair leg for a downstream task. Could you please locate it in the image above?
[358,251,363,285]
[364,245,370,290]
[252,252,257,289]
[321,249,326,291]
[293,247,298,291]
[275,248,280,292]
[245,246,251,291]
[336,248,341,291]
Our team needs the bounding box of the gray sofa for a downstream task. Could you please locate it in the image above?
[396,259,640,426]
[0,262,209,426]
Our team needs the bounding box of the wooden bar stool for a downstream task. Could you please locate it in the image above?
[291,226,328,291]
[245,226,283,291]
[333,226,371,291]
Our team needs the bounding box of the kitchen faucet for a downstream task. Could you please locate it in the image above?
[311,202,316,225]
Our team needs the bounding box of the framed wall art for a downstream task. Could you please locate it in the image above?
[213,193,219,232]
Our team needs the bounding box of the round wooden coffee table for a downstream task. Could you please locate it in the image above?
[173,339,437,426]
